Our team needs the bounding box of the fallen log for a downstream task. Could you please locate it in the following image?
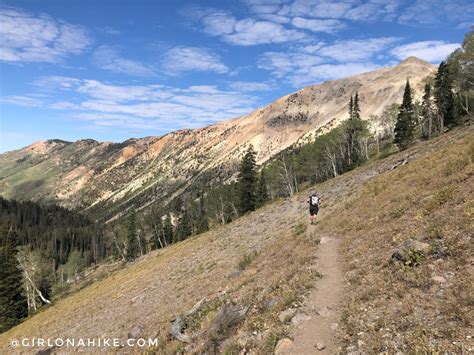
[170,315,191,343]
[204,302,250,338]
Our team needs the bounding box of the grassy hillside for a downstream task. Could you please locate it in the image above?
[0,126,472,353]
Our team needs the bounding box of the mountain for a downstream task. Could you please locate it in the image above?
[0,57,436,221]
[1,125,471,353]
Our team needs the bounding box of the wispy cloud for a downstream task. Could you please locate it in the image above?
[258,50,380,86]
[290,17,345,33]
[398,0,474,26]
[0,7,91,63]
[391,41,460,63]
[318,37,400,62]
[34,76,259,129]
[160,46,229,74]
[92,45,156,77]
[227,81,274,92]
[1,95,43,107]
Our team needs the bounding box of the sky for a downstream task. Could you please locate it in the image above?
[0,0,472,152]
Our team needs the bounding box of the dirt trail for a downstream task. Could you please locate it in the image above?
[282,199,343,354]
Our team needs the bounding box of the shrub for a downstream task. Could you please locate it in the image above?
[238,251,259,271]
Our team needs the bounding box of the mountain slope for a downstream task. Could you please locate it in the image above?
[1,125,471,353]
[0,57,436,221]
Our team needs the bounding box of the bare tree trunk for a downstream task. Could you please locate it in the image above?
[112,230,126,262]
[136,230,144,256]
[324,145,338,178]
[281,158,294,196]
[219,196,226,225]
[20,266,51,305]
[230,202,239,217]
[460,92,470,115]
[153,224,164,249]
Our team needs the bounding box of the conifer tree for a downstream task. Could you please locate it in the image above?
[125,214,140,261]
[238,145,258,213]
[421,83,436,138]
[434,61,456,129]
[0,226,27,332]
[394,80,416,149]
[256,169,269,207]
[176,208,192,241]
[195,193,209,234]
[353,92,361,120]
[344,92,366,167]
[348,95,354,119]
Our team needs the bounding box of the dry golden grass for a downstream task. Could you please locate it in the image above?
[317,126,474,353]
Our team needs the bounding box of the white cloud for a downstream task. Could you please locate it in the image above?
[32,76,259,129]
[289,0,401,21]
[76,80,168,102]
[399,0,474,26]
[227,81,273,92]
[92,45,156,77]
[301,62,380,82]
[391,41,460,63]
[1,95,42,107]
[198,11,306,46]
[161,46,229,74]
[258,50,380,86]
[201,11,236,36]
[291,17,345,33]
[318,37,399,62]
[49,101,80,110]
[34,75,81,89]
[0,7,90,63]
[258,51,324,80]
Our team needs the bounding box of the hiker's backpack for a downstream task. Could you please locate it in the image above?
[310,195,319,206]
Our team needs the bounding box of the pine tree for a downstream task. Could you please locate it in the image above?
[394,80,416,149]
[256,169,269,208]
[238,145,258,213]
[348,95,354,119]
[434,61,456,129]
[195,193,209,234]
[125,214,140,261]
[421,83,436,139]
[176,208,192,242]
[162,215,174,245]
[353,92,361,120]
[343,92,367,167]
[0,226,27,332]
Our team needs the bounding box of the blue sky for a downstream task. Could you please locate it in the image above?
[0,0,472,152]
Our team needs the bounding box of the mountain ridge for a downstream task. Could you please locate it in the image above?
[0,57,437,220]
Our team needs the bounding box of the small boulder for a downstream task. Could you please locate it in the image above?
[391,239,430,262]
[315,342,326,351]
[316,306,334,317]
[278,308,297,323]
[291,312,311,325]
[432,275,447,283]
[228,270,241,279]
[275,338,293,354]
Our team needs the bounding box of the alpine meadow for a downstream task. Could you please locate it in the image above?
[0,1,473,354]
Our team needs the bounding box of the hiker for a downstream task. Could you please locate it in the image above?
[307,192,320,225]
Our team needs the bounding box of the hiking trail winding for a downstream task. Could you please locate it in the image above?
[280,199,343,354]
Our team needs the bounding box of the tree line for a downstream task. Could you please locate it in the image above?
[0,197,109,332]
